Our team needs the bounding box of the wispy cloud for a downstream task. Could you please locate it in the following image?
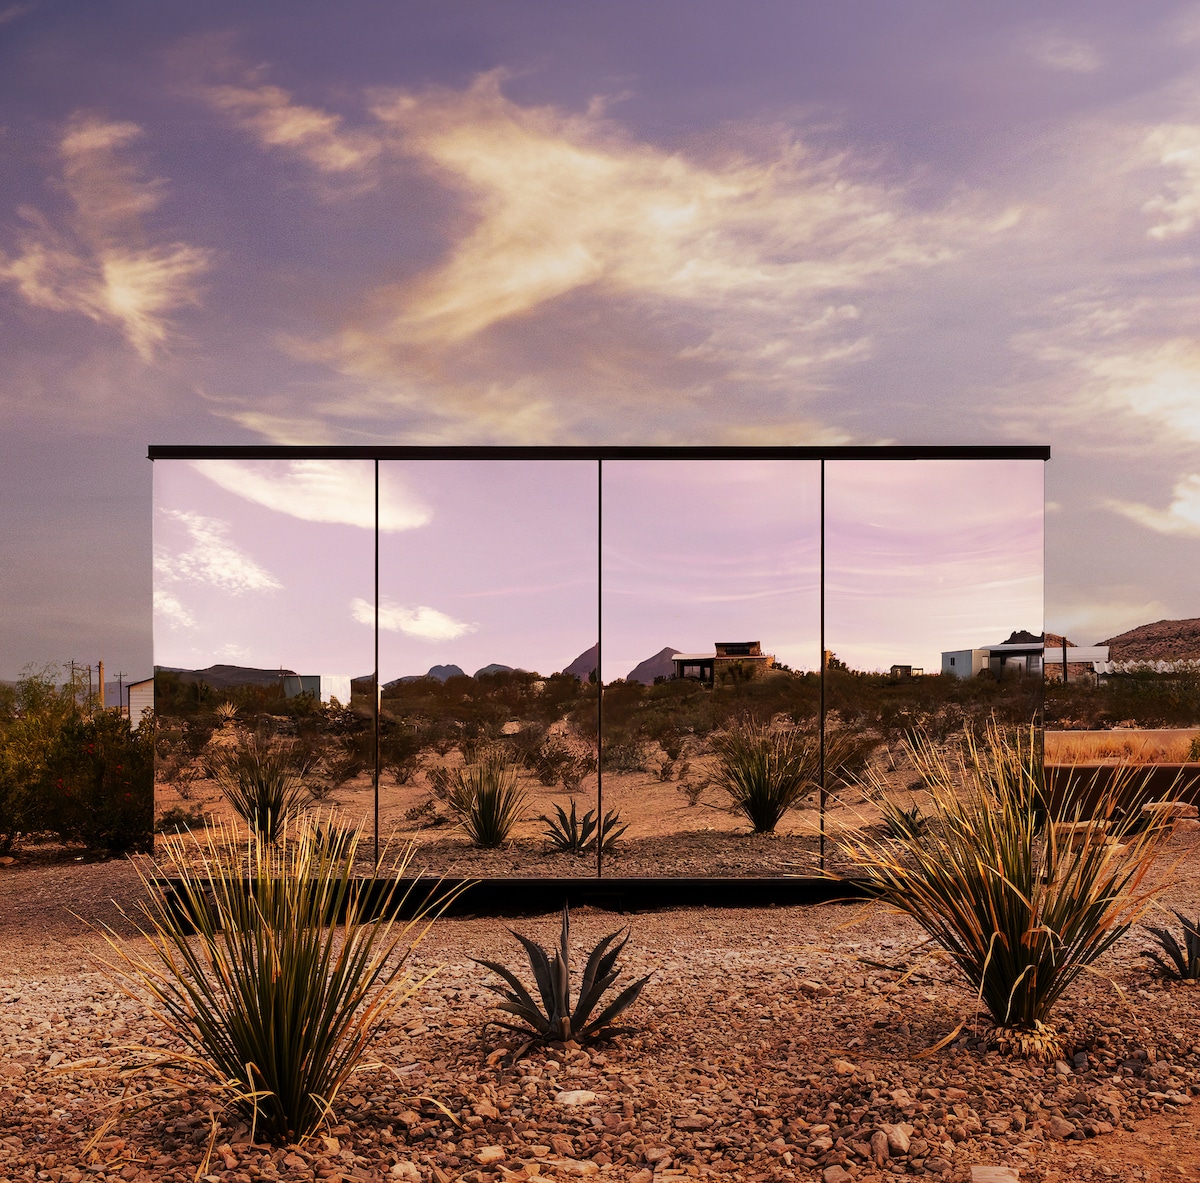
[1108,473,1200,536]
[201,76,380,181]
[197,70,999,443]
[1143,122,1200,239]
[0,113,210,360]
[153,587,195,630]
[350,596,476,641]
[189,459,431,532]
[1024,32,1103,74]
[155,509,280,594]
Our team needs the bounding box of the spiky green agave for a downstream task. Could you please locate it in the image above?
[474,906,649,1045]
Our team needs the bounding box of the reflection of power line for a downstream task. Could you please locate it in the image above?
[115,671,128,714]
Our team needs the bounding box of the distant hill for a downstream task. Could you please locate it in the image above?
[384,664,467,686]
[626,646,680,685]
[562,643,599,681]
[1098,617,1200,662]
[475,663,514,678]
[156,664,296,689]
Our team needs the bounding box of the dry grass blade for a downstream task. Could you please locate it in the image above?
[97,813,463,1143]
[836,722,1181,1059]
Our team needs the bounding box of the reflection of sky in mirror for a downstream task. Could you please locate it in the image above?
[825,460,1044,671]
[378,461,597,680]
[153,456,1043,681]
[602,461,821,681]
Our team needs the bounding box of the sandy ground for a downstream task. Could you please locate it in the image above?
[3,828,1200,1182]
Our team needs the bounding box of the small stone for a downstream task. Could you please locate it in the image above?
[831,1058,857,1076]
[869,1129,889,1164]
[1054,1060,1072,1076]
[823,1167,853,1183]
[283,1153,307,1169]
[554,1089,597,1106]
[475,1146,506,1165]
[882,1122,913,1154]
[674,1115,712,1130]
[971,1167,1020,1183]
[549,1134,575,1158]
[1047,1115,1076,1139]
[474,1101,500,1120]
[544,1157,599,1176]
[643,1147,672,1165]
[629,1172,654,1183]
[391,1165,421,1182]
[925,1157,953,1176]
[798,979,828,996]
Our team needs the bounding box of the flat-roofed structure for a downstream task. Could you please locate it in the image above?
[672,641,775,684]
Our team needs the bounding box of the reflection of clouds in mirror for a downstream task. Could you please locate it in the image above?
[350,596,476,642]
[154,509,281,595]
[189,459,429,531]
[824,460,1044,671]
[153,588,194,631]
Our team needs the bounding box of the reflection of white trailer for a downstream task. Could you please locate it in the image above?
[127,677,154,729]
[282,674,351,705]
[1042,646,1109,666]
[941,649,991,678]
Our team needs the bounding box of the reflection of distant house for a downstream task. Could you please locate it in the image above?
[942,630,1046,679]
[890,664,924,681]
[672,641,776,684]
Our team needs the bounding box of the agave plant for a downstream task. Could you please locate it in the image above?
[474,906,649,1047]
[206,734,309,844]
[1143,912,1200,980]
[99,815,457,1143]
[838,723,1180,1059]
[540,799,628,856]
[446,752,528,847]
[884,802,926,840]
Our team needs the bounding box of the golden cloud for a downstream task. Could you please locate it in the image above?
[0,112,210,360]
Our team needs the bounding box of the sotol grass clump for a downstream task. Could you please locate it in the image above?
[101,815,454,1143]
[838,724,1180,1059]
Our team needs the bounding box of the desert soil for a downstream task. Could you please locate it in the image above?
[3,829,1200,1183]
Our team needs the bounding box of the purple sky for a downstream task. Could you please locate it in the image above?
[153,457,1041,678]
[3,2,1199,679]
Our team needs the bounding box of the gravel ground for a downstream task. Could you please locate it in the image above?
[3,838,1200,1183]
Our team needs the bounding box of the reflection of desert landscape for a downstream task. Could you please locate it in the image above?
[153,660,1046,878]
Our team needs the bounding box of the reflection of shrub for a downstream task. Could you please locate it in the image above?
[155,804,208,834]
[601,737,650,773]
[712,722,819,833]
[531,736,575,786]
[840,725,1179,1059]
[1142,912,1200,980]
[103,818,451,1144]
[447,755,528,848]
[1190,736,1200,763]
[206,735,309,844]
[677,778,709,807]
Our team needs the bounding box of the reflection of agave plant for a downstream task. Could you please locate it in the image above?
[214,701,239,725]
[1143,912,1200,980]
[474,906,649,1046]
[540,800,627,855]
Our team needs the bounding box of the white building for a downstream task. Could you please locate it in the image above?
[126,677,154,729]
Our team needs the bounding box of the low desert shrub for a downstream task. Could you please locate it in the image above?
[101,817,451,1143]
[43,709,154,853]
[206,734,309,844]
[1142,912,1200,980]
[474,906,649,1048]
[839,724,1180,1059]
[447,754,528,847]
[711,721,819,833]
[155,804,208,834]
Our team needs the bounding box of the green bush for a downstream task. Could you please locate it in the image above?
[43,709,154,853]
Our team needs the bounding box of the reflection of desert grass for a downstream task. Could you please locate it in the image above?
[1046,730,1200,765]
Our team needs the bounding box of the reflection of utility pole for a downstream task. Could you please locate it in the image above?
[98,660,105,709]
[116,671,128,715]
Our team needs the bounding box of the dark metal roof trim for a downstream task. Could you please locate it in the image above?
[149,444,1051,461]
